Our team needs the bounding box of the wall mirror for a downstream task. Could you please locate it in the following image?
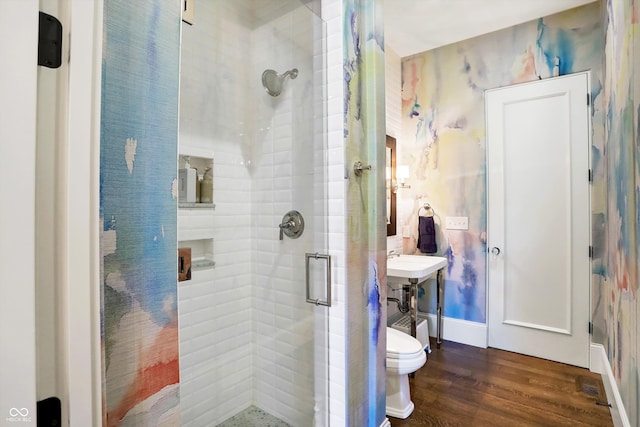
[386,135,397,236]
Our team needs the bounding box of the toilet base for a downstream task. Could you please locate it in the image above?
[386,372,415,419]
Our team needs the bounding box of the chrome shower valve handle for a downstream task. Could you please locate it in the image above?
[279,210,304,240]
[279,220,295,240]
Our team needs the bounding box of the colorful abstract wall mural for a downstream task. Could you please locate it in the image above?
[343,0,387,425]
[399,3,604,326]
[601,0,639,424]
[397,0,640,423]
[100,1,181,425]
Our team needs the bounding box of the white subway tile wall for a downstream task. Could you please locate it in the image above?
[178,1,254,425]
[385,46,404,317]
[178,0,346,426]
[323,0,347,425]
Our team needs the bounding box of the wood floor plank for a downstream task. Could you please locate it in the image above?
[389,340,613,426]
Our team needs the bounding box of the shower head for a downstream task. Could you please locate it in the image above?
[262,68,298,97]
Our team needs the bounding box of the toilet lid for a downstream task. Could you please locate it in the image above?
[386,327,423,357]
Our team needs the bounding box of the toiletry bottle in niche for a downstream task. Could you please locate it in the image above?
[200,167,213,204]
[195,169,201,203]
[178,156,198,203]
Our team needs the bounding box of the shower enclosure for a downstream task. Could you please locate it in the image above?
[177,1,329,425]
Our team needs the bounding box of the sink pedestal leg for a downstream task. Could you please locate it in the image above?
[408,278,418,340]
[436,268,444,348]
[408,278,419,378]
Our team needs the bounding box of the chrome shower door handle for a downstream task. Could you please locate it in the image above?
[305,252,331,307]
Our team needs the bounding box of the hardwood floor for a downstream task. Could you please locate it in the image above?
[389,340,613,426]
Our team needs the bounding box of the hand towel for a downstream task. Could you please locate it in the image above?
[417,215,437,253]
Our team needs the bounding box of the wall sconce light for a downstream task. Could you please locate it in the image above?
[397,165,411,189]
[387,166,400,193]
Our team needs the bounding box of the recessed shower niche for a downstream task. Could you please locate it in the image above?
[178,151,215,207]
[178,148,215,275]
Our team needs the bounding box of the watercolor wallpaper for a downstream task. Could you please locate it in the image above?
[601,0,639,424]
[100,0,181,425]
[399,3,604,326]
[344,0,387,425]
[397,0,640,423]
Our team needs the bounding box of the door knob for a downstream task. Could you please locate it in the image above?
[491,247,501,255]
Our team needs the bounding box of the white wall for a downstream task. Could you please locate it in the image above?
[0,0,38,422]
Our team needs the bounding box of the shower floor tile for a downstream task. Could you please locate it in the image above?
[217,406,292,427]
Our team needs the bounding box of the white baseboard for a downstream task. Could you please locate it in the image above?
[590,343,630,427]
[420,313,487,348]
[589,343,603,374]
[380,417,391,427]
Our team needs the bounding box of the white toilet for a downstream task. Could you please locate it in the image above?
[386,326,427,419]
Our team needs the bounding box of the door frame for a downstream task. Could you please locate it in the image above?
[484,72,592,366]
[0,2,102,423]
[65,1,104,425]
[10,1,103,425]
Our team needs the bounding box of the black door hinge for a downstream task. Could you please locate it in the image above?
[588,169,593,182]
[587,93,590,106]
[37,396,61,427]
[589,246,594,258]
[589,322,593,334]
[38,11,62,68]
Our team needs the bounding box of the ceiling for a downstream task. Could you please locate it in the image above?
[384,0,597,58]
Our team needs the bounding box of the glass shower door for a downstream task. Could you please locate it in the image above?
[251,3,329,426]
[177,1,328,426]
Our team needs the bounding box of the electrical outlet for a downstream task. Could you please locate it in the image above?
[445,216,468,230]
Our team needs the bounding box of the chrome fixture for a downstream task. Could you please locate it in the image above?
[387,249,401,259]
[305,252,332,307]
[387,297,409,313]
[353,161,372,177]
[419,203,435,217]
[262,68,298,97]
[404,282,419,340]
[279,210,304,240]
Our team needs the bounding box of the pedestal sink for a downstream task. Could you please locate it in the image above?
[387,255,447,282]
[387,255,447,348]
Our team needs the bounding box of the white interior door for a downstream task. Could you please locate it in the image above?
[486,73,590,368]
